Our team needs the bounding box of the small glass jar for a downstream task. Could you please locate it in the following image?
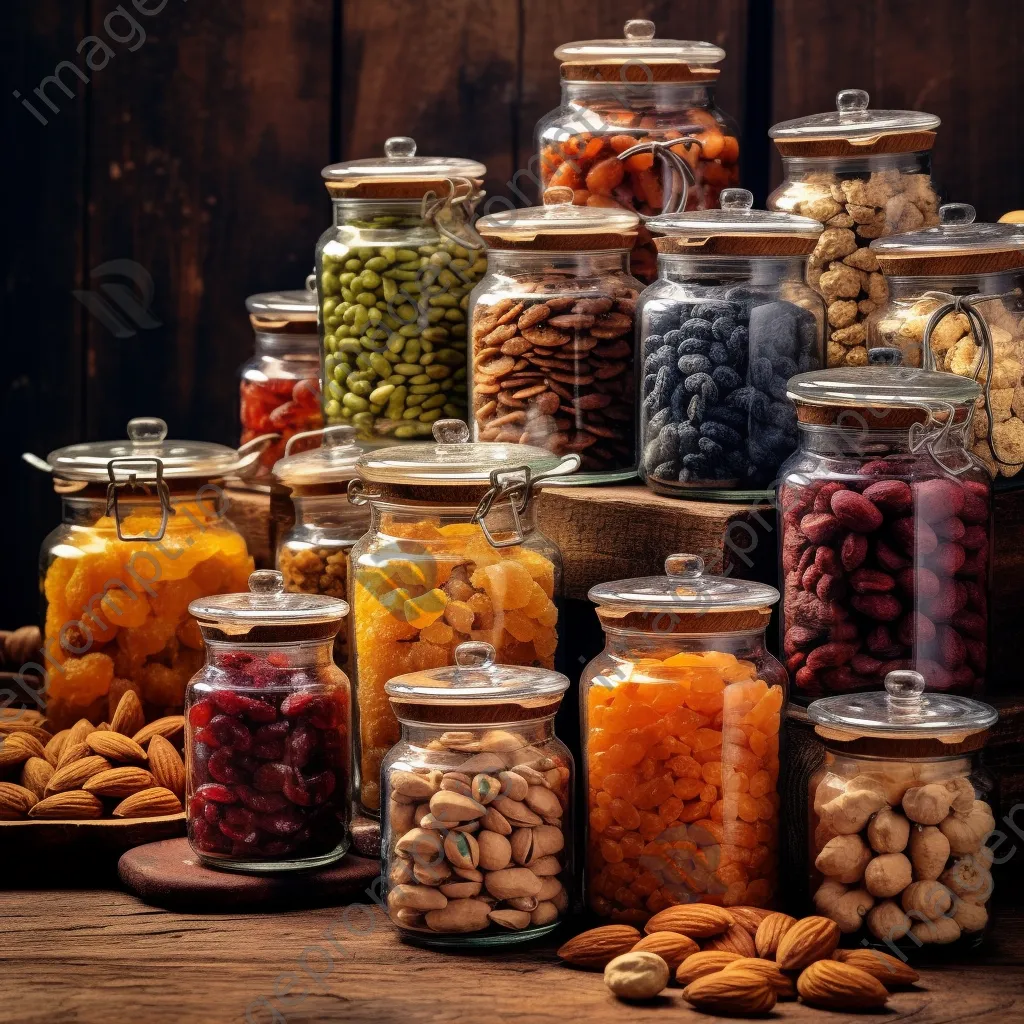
[273,426,370,678]
[536,20,740,284]
[240,288,324,474]
[316,137,488,441]
[381,640,573,945]
[807,669,997,952]
[638,188,826,499]
[27,418,265,730]
[768,89,942,368]
[780,367,991,703]
[867,204,1024,479]
[347,418,577,815]
[184,570,351,872]
[581,554,785,923]
[470,194,642,481]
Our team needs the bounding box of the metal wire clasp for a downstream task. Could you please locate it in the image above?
[908,400,973,477]
[614,137,700,219]
[105,457,174,541]
[421,177,487,250]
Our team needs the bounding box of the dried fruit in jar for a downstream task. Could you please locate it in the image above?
[240,377,322,471]
[279,543,351,672]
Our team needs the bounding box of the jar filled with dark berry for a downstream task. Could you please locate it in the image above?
[638,188,825,499]
[779,367,990,704]
[185,570,350,871]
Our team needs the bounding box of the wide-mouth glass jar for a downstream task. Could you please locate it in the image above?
[347,418,577,815]
[867,203,1024,479]
[470,194,642,481]
[240,287,324,474]
[381,640,573,945]
[26,417,266,730]
[779,368,991,703]
[316,137,488,442]
[806,669,997,953]
[185,570,351,872]
[769,89,942,368]
[638,188,825,499]
[581,553,785,924]
[536,19,740,284]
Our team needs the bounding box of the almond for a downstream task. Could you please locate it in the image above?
[796,959,889,1010]
[0,723,52,744]
[557,925,642,969]
[644,904,734,938]
[86,731,147,763]
[836,949,920,989]
[0,781,38,819]
[112,786,183,818]
[56,740,90,770]
[674,950,743,986]
[682,967,777,1015]
[67,718,97,746]
[754,912,797,959]
[728,906,773,935]
[702,924,757,958]
[29,790,104,820]
[630,931,700,971]
[46,755,112,794]
[147,734,185,797]
[83,766,156,797]
[20,757,54,798]
[43,729,70,767]
[132,716,185,747]
[3,732,48,760]
[110,690,145,738]
[0,708,46,729]
[775,915,840,971]
[724,958,797,999]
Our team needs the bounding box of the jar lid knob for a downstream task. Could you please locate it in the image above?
[248,569,285,598]
[836,88,870,115]
[665,553,704,579]
[433,418,471,444]
[939,202,976,227]
[455,641,496,668]
[543,186,575,207]
[126,417,168,445]
[720,188,754,211]
[624,18,655,40]
[884,669,926,712]
[324,424,356,448]
[384,136,417,160]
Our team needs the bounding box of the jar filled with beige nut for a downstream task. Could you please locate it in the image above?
[382,640,573,946]
[807,670,997,954]
[768,89,941,368]
[470,193,642,482]
[866,204,1024,479]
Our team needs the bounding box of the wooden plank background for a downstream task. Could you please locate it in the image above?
[2,0,1022,630]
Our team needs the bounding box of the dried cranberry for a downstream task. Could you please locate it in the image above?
[188,699,215,728]
[211,690,278,723]
[259,807,305,836]
[283,775,312,807]
[219,652,254,671]
[220,821,260,844]
[284,725,317,769]
[193,727,221,749]
[203,801,223,824]
[252,739,286,760]
[192,818,232,853]
[208,748,248,784]
[208,714,253,751]
[236,784,289,813]
[195,783,238,804]
[253,762,293,793]
[254,720,290,741]
[305,770,337,805]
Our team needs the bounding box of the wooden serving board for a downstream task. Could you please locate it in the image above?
[0,812,186,859]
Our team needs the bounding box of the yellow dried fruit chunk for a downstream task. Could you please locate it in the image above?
[502,610,537,643]
[443,600,475,633]
[515,548,556,598]
[471,560,534,611]
[420,619,455,646]
[50,652,115,704]
[403,590,448,629]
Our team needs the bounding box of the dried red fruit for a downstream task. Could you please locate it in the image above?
[862,479,913,514]
[195,783,239,804]
[831,490,883,532]
[933,543,966,576]
[814,481,847,512]
[850,653,883,676]
[786,652,806,672]
[890,517,938,555]
[188,699,215,728]
[850,569,896,594]
[913,478,965,523]
[961,525,988,550]
[865,626,902,658]
[802,564,824,592]
[935,625,967,669]
[851,593,903,622]
[800,512,842,544]
[840,532,869,571]
[875,539,910,572]
[897,611,936,646]
[895,567,940,599]
[829,621,859,641]
[814,546,841,576]
[816,573,844,603]
[806,643,859,671]
[951,610,987,640]
[934,517,966,542]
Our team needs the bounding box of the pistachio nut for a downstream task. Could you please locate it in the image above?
[529,854,562,877]
[388,884,447,912]
[478,729,526,753]
[413,860,452,886]
[425,899,492,933]
[389,799,417,837]
[440,880,482,899]
[444,831,480,870]
[489,909,532,931]
[458,752,507,775]
[484,867,543,901]
[506,764,547,787]
[525,785,562,819]
[491,795,542,827]
[530,824,566,861]
[477,830,513,871]
[506,896,539,912]
[440,776,473,798]
[510,828,533,866]
[531,901,559,927]
[394,827,444,865]
[536,877,564,902]
[471,773,502,805]
[480,806,512,836]
[452,865,484,882]
[391,769,442,801]
[429,791,487,822]
[389,858,415,885]
[498,771,529,802]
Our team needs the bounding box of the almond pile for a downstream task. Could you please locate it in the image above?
[0,694,185,821]
[557,907,920,1015]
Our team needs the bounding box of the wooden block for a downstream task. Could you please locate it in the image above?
[223,486,273,569]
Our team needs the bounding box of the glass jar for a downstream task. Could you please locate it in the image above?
[316,137,489,441]
[381,640,573,945]
[184,570,351,872]
[638,189,826,499]
[581,554,785,923]
[779,367,991,704]
[867,204,1024,479]
[27,418,265,730]
[347,418,577,815]
[470,194,642,481]
[536,19,740,283]
[768,89,942,368]
[273,426,370,677]
[806,669,997,952]
[240,287,324,474]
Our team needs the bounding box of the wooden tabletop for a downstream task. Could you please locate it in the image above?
[5,887,1024,1023]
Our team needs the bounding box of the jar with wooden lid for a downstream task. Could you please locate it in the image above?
[240,287,323,474]
[470,193,642,481]
[185,570,351,872]
[807,669,997,952]
[779,367,991,704]
[581,554,785,923]
[316,137,488,441]
[768,89,942,368]
[346,418,577,815]
[866,203,1024,479]
[638,188,825,498]
[25,418,266,730]
[536,19,740,283]
[381,640,573,944]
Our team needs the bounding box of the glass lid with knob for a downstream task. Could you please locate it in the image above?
[787,366,981,411]
[770,88,940,143]
[273,425,363,488]
[554,19,725,72]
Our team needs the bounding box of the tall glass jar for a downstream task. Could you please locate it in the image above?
[240,288,323,474]
[316,137,488,441]
[346,419,577,815]
[779,368,991,704]
[27,418,264,730]
[184,570,351,872]
[867,204,1024,479]
[381,640,573,945]
[769,89,941,368]
[638,189,826,499]
[581,554,785,923]
[536,19,740,283]
[470,195,642,481]
[806,669,997,953]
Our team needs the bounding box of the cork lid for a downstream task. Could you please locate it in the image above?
[245,288,318,333]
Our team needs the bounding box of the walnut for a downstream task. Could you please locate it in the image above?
[902,173,937,206]
[990,325,1018,361]
[807,262,824,289]
[847,204,879,225]
[991,357,1023,389]
[993,417,1024,471]
[973,403,990,441]
[827,340,846,366]
[896,315,930,345]
[885,193,926,233]
[930,312,971,355]
[844,345,869,366]
[866,273,889,306]
[828,299,859,329]
[826,213,855,228]
[948,338,982,377]
[831,323,866,347]
[843,248,880,273]
[819,263,862,302]
[1012,382,1024,418]
[856,213,888,240]
[971,439,998,476]
[806,171,839,188]
[798,195,844,222]
[841,178,888,208]
[990,387,1014,422]
[812,227,858,266]
[858,299,877,316]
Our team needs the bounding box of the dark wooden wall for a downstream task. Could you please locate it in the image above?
[2,0,1022,629]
